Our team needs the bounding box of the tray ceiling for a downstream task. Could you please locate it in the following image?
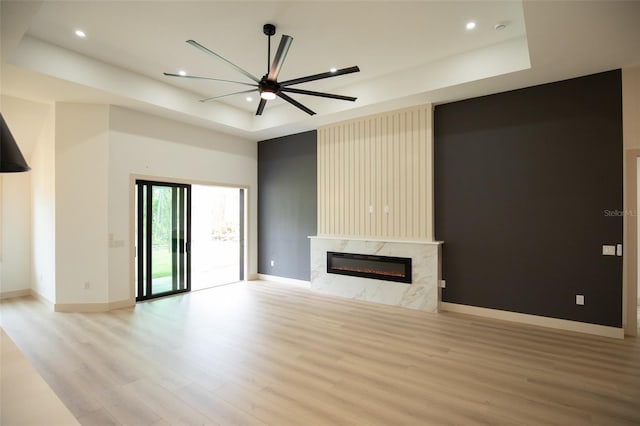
[1,1,639,140]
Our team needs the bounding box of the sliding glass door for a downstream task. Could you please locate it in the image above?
[135,180,191,301]
[190,185,245,290]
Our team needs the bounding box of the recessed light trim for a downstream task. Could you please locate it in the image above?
[465,21,476,30]
[75,29,86,38]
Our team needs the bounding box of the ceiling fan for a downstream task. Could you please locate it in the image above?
[164,23,360,116]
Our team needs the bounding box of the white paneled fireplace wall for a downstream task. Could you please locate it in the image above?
[310,104,442,312]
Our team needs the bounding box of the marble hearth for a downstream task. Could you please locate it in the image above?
[309,237,442,312]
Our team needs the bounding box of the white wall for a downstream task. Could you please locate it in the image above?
[30,106,56,302]
[623,67,640,150]
[0,172,31,294]
[6,100,256,308]
[55,103,110,304]
[623,66,640,334]
[107,106,257,303]
[4,99,257,307]
[0,95,51,298]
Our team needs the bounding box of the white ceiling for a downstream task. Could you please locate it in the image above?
[1,1,639,141]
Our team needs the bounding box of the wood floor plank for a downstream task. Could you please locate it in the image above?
[75,408,120,426]
[175,382,263,426]
[123,378,214,426]
[1,281,639,425]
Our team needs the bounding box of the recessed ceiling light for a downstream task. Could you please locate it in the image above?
[465,21,476,30]
[246,96,253,102]
[330,67,337,73]
[178,70,187,76]
[494,22,508,31]
[75,29,86,38]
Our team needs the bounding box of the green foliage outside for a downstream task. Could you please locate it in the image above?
[152,247,172,278]
[151,187,178,279]
[152,187,175,246]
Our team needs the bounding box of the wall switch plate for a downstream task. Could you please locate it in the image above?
[368,205,374,214]
[270,260,275,267]
[576,294,585,305]
[616,244,623,256]
[602,245,616,256]
[440,280,446,288]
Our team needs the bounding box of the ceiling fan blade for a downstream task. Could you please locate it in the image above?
[280,66,360,87]
[256,98,267,116]
[277,92,316,115]
[186,39,260,83]
[199,88,257,103]
[280,87,357,102]
[267,35,293,81]
[163,73,258,87]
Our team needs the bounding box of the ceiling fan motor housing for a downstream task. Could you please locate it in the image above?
[260,76,280,92]
[263,24,276,36]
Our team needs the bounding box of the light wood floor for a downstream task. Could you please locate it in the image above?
[1,281,639,426]
[1,328,80,425]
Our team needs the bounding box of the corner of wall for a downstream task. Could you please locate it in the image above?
[31,104,56,303]
[622,66,640,336]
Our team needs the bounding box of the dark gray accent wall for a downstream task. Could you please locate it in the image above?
[434,70,623,327]
[258,130,317,281]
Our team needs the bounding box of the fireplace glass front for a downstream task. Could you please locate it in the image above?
[326,251,412,283]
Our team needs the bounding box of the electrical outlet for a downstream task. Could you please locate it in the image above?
[270,260,275,267]
[616,244,623,256]
[602,245,616,256]
[440,280,446,288]
[576,294,584,305]
[84,281,91,290]
[384,205,390,214]
[368,205,374,214]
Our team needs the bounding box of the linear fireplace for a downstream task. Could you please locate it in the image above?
[327,251,412,283]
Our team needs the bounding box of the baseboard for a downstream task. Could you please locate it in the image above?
[30,289,54,308]
[2,290,134,313]
[257,274,311,288]
[54,298,134,313]
[0,289,31,300]
[440,302,624,339]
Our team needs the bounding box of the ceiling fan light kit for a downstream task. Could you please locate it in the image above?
[164,23,360,116]
[260,90,277,101]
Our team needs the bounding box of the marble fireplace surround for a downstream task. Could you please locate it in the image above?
[309,236,442,313]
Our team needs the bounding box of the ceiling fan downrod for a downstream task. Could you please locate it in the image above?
[263,23,276,74]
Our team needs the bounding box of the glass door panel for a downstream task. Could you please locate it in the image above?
[136,180,191,301]
[191,185,244,290]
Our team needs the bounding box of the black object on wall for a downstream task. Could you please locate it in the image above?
[1,113,31,172]
[434,70,623,328]
[258,130,317,281]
